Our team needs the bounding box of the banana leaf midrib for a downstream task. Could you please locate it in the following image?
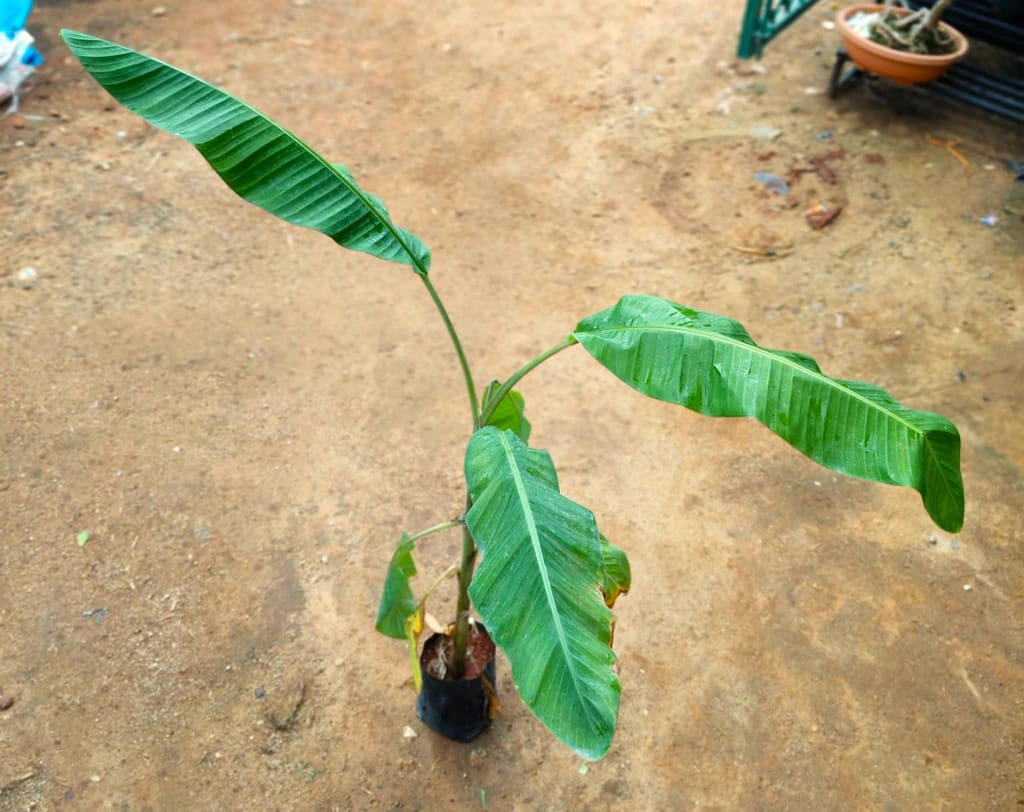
[577,321,942,438]
[496,431,591,705]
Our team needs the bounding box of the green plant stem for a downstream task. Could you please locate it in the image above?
[415,300,576,677]
[449,337,578,676]
[416,276,479,674]
[450,496,478,678]
[420,274,480,428]
[417,563,459,609]
[405,519,463,545]
[479,337,578,426]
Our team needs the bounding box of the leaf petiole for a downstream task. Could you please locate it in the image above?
[404,519,464,545]
[420,275,479,428]
[479,337,577,427]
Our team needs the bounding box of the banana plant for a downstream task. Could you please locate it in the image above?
[62,30,964,761]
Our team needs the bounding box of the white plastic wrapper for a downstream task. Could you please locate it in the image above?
[1,0,43,109]
[0,28,38,104]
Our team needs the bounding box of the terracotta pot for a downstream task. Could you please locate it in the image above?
[415,623,497,743]
[836,4,969,85]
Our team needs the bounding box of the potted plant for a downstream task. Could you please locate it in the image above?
[837,0,969,84]
[61,30,965,761]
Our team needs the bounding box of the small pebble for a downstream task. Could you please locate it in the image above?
[402,725,417,739]
[0,695,15,711]
[17,266,38,288]
[751,124,782,141]
[963,584,973,591]
[10,114,25,129]
[152,5,167,15]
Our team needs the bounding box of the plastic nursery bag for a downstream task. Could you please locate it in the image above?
[1,0,43,107]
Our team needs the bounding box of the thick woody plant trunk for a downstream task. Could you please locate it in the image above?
[911,0,957,42]
[923,0,956,28]
[876,0,960,53]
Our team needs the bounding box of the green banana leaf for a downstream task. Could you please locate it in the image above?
[60,30,431,274]
[573,295,964,533]
[375,535,417,640]
[481,381,532,443]
[464,427,619,760]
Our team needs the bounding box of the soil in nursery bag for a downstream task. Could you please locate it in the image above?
[416,623,497,743]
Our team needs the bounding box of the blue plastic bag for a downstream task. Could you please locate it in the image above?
[2,0,34,34]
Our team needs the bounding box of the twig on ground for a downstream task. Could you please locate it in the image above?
[1,771,36,792]
[925,134,972,175]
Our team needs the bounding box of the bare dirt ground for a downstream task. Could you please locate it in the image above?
[2,1,1023,809]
